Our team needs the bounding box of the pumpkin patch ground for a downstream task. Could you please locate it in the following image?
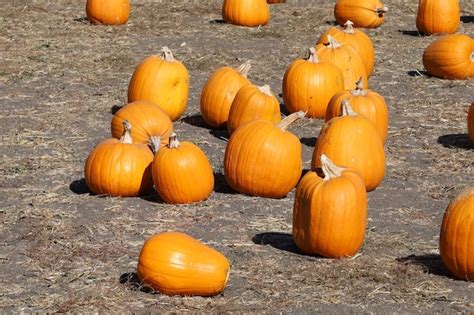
[1,1,473,312]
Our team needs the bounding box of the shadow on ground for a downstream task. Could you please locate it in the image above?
[252,232,302,255]
[70,178,91,195]
[437,134,472,150]
[397,254,452,278]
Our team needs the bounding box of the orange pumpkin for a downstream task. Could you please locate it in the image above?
[334,0,387,29]
[416,0,460,35]
[315,35,368,90]
[200,61,251,129]
[227,84,281,135]
[150,134,214,204]
[317,20,375,77]
[128,47,189,121]
[325,79,389,143]
[137,231,230,296]
[86,0,130,25]
[468,102,474,144]
[111,100,173,146]
[224,112,304,198]
[312,100,385,192]
[422,34,474,80]
[85,121,154,197]
[439,188,474,280]
[282,47,345,119]
[293,155,368,258]
[222,0,270,27]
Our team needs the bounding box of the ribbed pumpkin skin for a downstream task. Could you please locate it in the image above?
[128,53,189,121]
[111,101,173,146]
[200,65,251,129]
[224,120,302,198]
[227,85,281,135]
[222,0,270,27]
[137,232,230,296]
[334,0,387,29]
[422,34,474,80]
[293,167,367,258]
[152,142,214,204]
[416,0,460,35]
[468,102,474,144]
[439,188,474,280]
[86,0,130,25]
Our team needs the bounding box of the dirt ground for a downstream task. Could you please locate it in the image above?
[1,0,473,312]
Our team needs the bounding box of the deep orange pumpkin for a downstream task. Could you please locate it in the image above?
[86,0,130,25]
[222,0,270,27]
[334,0,387,29]
[416,0,460,35]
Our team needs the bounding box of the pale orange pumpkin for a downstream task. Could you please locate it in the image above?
[282,47,345,119]
[468,102,474,144]
[222,0,270,27]
[334,0,387,29]
[416,0,460,35]
[137,231,230,296]
[128,47,189,121]
[200,61,251,129]
[293,155,368,258]
[86,0,130,25]
[439,188,474,280]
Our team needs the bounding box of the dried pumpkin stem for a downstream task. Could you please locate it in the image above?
[326,35,342,49]
[168,132,181,149]
[375,6,388,14]
[320,154,343,180]
[161,46,175,61]
[341,99,357,117]
[308,47,319,63]
[344,20,355,34]
[276,111,305,131]
[149,136,161,154]
[237,61,252,78]
[258,84,274,97]
[471,52,474,62]
[352,78,367,96]
[120,120,133,144]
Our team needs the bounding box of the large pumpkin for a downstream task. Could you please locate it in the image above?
[439,188,474,280]
[293,155,368,258]
[222,0,270,27]
[468,102,474,144]
[334,0,387,29]
[224,112,304,198]
[86,0,130,25]
[282,47,345,119]
[137,231,230,296]
[128,47,189,121]
[416,0,460,35]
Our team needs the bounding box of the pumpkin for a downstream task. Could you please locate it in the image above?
[227,84,281,135]
[468,102,474,144]
[86,0,130,25]
[422,34,474,80]
[325,78,389,143]
[439,188,474,280]
[84,121,154,197]
[200,61,251,129]
[317,20,375,77]
[282,47,345,119]
[416,0,460,35]
[150,134,214,204]
[128,47,189,121]
[222,0,270,27]
[312,100,385,192]
[334,0,387,29]
[224,112,304,198]
[293,155,368,258]
[315,35,369,90]
[111,100,173,146]
[137,231,230,296]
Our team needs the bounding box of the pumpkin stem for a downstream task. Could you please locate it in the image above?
[470,52,474,62]
[149,136,161,154]
[308,47,319,63]
[237,61,252,79]
[352,77,367,96]
[161,46,175,62]
[120,120,133,144]
[326,35,342,49]
[258,84,274,97]
[320,154,344,180]
[375,6,388,14]
[168,132,181,149]
[341,99,357,117]
[344,20,355,34]
[276,111,305,131]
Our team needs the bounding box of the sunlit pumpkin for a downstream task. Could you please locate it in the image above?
[416,0,460,35]
[334,0,387,29]
[86,0,130,25]
[222,0,270,27]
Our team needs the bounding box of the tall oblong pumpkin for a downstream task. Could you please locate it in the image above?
[222,0,270,27]
[86,0,130,25]
[416,0,460,35]
[334,0,387,29]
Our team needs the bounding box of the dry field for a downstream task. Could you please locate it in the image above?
[1,0,473,312]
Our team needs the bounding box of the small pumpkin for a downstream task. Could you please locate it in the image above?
[111,100,173,146]
[416,0,460,35]
[150,134,214,204]
[334,0,387,29]
[200,61,251,129]
[293,155,368,258]
[468,102,474,144]
[227,84,281,135]
[422,34,474,80]
[222,0,270,27]
[137,231,230,296]
[325,78,389,143]
[85,121,154,197]
[312,100,385,192]
[439,188,474,280]
[128,47,189,121]
[282,47,345,119]
[224,112,304,198]
[86,0,130,25]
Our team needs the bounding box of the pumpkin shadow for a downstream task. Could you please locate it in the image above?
[111,104,124,115]
[74,17,89,24]
[210,19,226,24]
[119,272,155,293]
[69,178,91,195]
[180,114,209,129]
[397,254,452,278]
[279,102,291,116]
[398,30,422,37]
[437,134,472,150]
[300,136,316,147]
[214,172,237,194]
[461,15,473,24]
[252,232,306,256]
[407,70,429,77]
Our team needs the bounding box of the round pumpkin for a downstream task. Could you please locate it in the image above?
[224,112,304,198]
[222,0,270,27]
[293,155,368,258]
[416,0,460,35]
[150,134,214,204]
[137,231,230,296]
[439,188,474,280]
[334,0,387,29]
[312,100,385,192]
[128,47,189,121]
[86,0,130,25]
[282,47,345,119]
[200,61,251,129]
[422,34,474,80]
[468,102,474,144]
[85,121,154,197]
